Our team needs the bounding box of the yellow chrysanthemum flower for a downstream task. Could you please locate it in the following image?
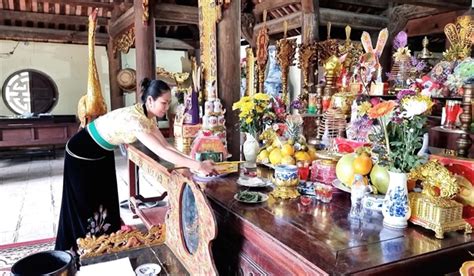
[254,93,270,101]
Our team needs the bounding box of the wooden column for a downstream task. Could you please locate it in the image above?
[134,0,156,102]
[301,0,319,43]
[217,0,241,161]
[107,37,124,110]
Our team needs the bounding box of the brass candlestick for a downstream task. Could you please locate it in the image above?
[456,84,473,157]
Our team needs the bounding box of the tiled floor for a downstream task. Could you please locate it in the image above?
[0,149,159,246]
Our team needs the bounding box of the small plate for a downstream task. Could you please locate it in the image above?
[237,177,272,188]
[332,179,351,193]
[234,192,269,203]
[192,172,229,182]
[135,263,161,276]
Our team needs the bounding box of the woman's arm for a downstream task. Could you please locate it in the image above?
[136,131,215,175]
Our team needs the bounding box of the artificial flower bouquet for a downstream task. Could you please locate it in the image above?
[368,89,434,173]
[232,93,272,139]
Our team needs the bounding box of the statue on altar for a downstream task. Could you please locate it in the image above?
[264,45,282,98]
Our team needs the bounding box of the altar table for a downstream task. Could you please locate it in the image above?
[128,144,474,275]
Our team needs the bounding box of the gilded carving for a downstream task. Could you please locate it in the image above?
[142,0,149,25]
[246,47,255,96]
[77,225,166,258]
[298,42,317,101]
[256,11,269,94]
[443,16,473,61]
[113,27,135,57]
[198,0,220,99]
[276,21,297,107]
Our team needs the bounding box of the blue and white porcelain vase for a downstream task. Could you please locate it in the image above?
[382,171,411,229]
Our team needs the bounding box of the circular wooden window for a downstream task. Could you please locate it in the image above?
[2,69,58,115]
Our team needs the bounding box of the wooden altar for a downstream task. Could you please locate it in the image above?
[128,145,474,275]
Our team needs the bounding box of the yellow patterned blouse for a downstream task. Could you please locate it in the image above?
[92,104,157,145]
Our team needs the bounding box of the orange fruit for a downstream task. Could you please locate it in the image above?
[281,144,295,157]
[294,151,311,162]
[352,153,373,175]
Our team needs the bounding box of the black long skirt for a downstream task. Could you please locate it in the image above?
[55,128,121,251]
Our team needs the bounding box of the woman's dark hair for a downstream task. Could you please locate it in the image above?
[140,78,171,103]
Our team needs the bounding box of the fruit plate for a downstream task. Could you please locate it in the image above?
[332,179,351,193]
[234,191,269,203]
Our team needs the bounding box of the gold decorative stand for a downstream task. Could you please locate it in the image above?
[409,193,472,239]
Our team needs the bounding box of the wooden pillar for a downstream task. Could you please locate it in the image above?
[107,37,124,110]
[301,0,319,43]
[134,0,156,102]
[217,0,241,161]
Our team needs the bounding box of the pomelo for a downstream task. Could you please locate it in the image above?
[336,153,356,186]
[370,164,390,194]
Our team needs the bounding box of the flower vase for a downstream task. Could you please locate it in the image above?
[243,133,259,167]
[382,171,411,229]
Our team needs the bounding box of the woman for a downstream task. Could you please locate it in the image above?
[55,78,215,251]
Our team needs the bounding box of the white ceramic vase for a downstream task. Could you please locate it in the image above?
[382,171,411,229]
[243,133,259,165]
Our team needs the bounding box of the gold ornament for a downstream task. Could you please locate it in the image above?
[338,25,363,70]
[316,22,339,64]
[245,47,255,96]
[256,10,269,94]
[77,8,107,129]
[142,0,149,25]
[409,159,459,199]
[409,193,471,239]
[443,15,474,61]
[77,225,166,258]
[276,21,297,107]
[113,27,135,57]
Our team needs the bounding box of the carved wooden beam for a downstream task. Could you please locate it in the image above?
[405,10,466,37]
[109,6,135,38]
[254,8,388,35]
[109,4,199,38]
[320,8,388,30]
[156,37,196,50]
[241,12,256,48]
[254,12,301,36]
[392,0,471,9]
[253,0,301,17]
[0,25,108,45]
[0,10,108,26]
[36,0,120,10]
[154,3,199,25]
[329,0,389,9]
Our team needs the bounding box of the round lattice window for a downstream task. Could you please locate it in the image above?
[2,69,58,115]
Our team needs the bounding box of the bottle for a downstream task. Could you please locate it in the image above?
[349,174,365,219]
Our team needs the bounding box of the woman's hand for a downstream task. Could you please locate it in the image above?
[197,160,218,176]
